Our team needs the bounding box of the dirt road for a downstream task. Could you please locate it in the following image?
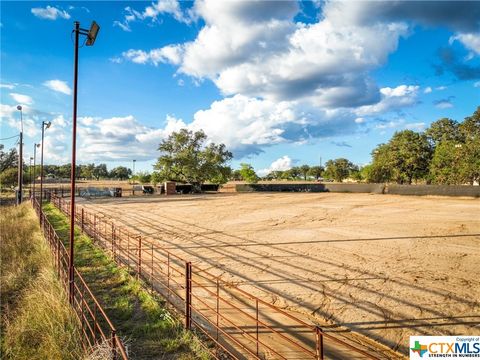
[81,192,480,356]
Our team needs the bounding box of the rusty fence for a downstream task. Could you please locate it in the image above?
[31,198,128,359]
[49,193,379,360]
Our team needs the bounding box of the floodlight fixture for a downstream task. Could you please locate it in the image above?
[44,121,52,129]
[17,105,22,111]
[86,21,100,46]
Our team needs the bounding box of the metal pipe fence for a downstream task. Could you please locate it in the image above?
[49,193,380,360]
[31,198,128,360]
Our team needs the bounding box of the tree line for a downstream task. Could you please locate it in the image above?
[1,106,478,190]
[234,106,480,185]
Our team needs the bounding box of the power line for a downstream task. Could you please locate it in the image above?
[0,134,20,141]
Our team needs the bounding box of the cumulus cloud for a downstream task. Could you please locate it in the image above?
[424,86,432,94]
[43,80,72,95]
[121,46,182,66]
[78,114,186,161]
[450,33,480,55]
[355,85,419,116]
[31,5,70,20]
[121,0,410,109]
[114,0,189,32]
[434,97,455,109]
[258,155,294,176]
[10,93,33,105]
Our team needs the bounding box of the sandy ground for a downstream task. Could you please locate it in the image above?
[81,192,480,356]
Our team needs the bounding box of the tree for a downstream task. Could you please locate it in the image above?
[266,170,284,180]
[0,167,18,189]
[136,171,151,184]
[429,140,462,184]
[388,130,432,184]
[92,164,108,180]
[0,145,18,173]
[154,129,233,192]
[109,166,131,180]
[458,138,480,185]
[460,106,480,139]
[324,158,355,182]
[299,165,310,181]
[364,144,394,183]
[231,169,242,181]
[81,163,95,179]
[425,118,462,147]
[239,163,259,183]
[307,166,323,180]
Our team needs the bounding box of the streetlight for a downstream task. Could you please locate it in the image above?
[68,20,100,304]
[32,143,40,198]
[40,121,51,204]
[29,157,33,194]
[132,159,136,182]
[16,105,23,205]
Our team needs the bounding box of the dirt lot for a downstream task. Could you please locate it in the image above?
[81,192,480,356]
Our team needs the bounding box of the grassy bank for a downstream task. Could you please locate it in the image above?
[0,204,85,360]
[42,203,209,359]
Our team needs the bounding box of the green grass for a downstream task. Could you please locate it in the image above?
[42,203,209,360]
[0,204,85,360]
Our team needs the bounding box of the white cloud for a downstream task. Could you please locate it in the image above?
[404,122,425,131]
[355,85,419,116]
[0,83,15,89]
[121,46,183,66]
[114,1,189,32]
[258,155,294,176]
[122,0,408,109]
[435,86,447,91]
[474,81,480,88]
[43,80,72,95]
[31,6,70,20]
[424,86,432,94]
[10,93,33,105]
[450,33,480,55]
[77,114,186,161]
[435,100,454,109]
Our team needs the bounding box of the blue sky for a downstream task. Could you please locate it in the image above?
[1,1,479,174]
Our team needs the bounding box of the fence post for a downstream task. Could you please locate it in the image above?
[151,243,154,293]
[111,223,115,258]
[185,262,192,330]
[316,326,324,360]
[167,253,170,303]
[216,279,219,343]
[93,214,97,241]
[137,236,142,280]
[81,208,84,233]
[256,299,259,356]
[111,329,117,360]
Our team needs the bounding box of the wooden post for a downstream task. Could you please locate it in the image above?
[185,262,192,330]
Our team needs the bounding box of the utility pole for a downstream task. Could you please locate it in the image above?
[16,106,23,205]
[40,121,51,204]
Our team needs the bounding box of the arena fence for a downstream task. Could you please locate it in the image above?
[31,197,128,359]
[47,192,381,360]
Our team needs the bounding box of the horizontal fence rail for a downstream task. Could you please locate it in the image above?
[31,198,128,360]
[49,193,380,360]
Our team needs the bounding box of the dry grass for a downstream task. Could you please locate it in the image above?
[43,203,211,359]
[0,204,85,360]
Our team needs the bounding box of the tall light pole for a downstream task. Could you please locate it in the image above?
[40,121,51,204]
[16,105,23,205]
[68,20,100,304]
[32,143,40,198]
[29,157,33,188]
[132,159,136,182]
